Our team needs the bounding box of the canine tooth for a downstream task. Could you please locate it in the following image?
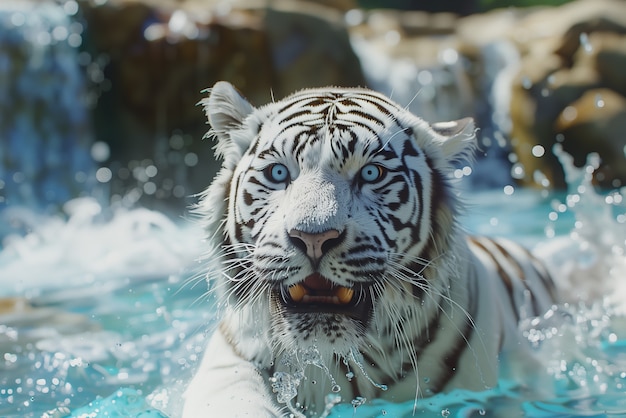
[335,287,354,304]
[288,284,306,302]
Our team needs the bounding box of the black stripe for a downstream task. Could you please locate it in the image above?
[278,108,316,125]
[347,244,379,254]
[427,267,479,392]
[247,135,261,156]
[396,298,443,378]
[351,95,399,120]
[413,292,445,354]
[470,237,519,322]
[520,245,558,303]
[343,257,385,268]
[277,95,328,114]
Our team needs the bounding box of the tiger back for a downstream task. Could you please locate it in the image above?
[183,81,557,417]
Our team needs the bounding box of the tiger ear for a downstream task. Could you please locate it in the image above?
[201,81,255,164]
[194,82,255,239]
[430,117,476,163]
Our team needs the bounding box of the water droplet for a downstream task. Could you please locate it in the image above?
[91,141,111,162]
[441,408,450,417]
[10,12,25,27]
[532,145,545,158]
[511,162,525,179]
[348,349,387,390]
[345,9,365,26]
[96,167,113,183]
[595,94,605,108]
[351,396,366,408]
[145,165,158,178]
[579,32,593,53]
[562,106,578,122]
[418,70,433,86]
[533,170,551,188]
[440,48,459,65]
[331,384,341,393]
[184,152,198,167]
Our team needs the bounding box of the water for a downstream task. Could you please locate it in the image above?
[1,153,626,418]
[0,1,96,212]
[2,3,626,416]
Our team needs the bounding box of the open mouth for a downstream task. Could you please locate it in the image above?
[287,273,355,305]
[277,273,374,328]
[283,273,363,312]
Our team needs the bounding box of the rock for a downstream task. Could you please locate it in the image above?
[555,88,626,188]
[78,0,365,213]
[506,0,626,189]
[593,33,626,96]
[510,57,602,188]
[555,16,626,64]
[263,1,365,99]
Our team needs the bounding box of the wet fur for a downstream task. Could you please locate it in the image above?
[183,82,556,417]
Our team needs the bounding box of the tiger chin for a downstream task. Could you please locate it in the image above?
[183,81,557,417]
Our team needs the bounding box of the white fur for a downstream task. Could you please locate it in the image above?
[184,82,554,417]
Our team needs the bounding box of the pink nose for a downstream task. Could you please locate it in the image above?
[288,229,341,264]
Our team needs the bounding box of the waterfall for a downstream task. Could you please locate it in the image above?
[0,1,95,213]
[349,22,521,190]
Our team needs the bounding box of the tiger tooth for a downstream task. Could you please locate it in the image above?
[288,284,307,302]
[335,287,354,304]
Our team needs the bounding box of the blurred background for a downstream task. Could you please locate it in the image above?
[1,0,625,217]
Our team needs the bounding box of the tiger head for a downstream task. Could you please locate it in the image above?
[197,81,475,364]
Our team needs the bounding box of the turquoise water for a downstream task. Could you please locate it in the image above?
[2,164,626,417]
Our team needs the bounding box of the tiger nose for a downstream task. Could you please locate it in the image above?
[288,229,342,265]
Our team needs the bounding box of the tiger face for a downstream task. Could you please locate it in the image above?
[198,81,475,364]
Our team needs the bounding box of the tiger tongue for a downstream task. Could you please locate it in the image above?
[303,273,334,291]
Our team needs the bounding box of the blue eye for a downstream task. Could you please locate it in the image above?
[360,164,385,183]
[265,163,289,183]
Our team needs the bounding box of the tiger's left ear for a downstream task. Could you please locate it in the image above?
[201,81,256,166]
[430,117,476,163]
[194,82,256,237]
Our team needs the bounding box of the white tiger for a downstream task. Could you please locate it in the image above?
[183,81,556,417]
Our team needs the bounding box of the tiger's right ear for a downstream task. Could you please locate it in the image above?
[201,81,255,165]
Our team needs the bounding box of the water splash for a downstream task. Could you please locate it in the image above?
[0,197,202,297]
[537,144,626,306]
[268,345,393,417]
[347,349,388,391]
[270,345,341,417]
